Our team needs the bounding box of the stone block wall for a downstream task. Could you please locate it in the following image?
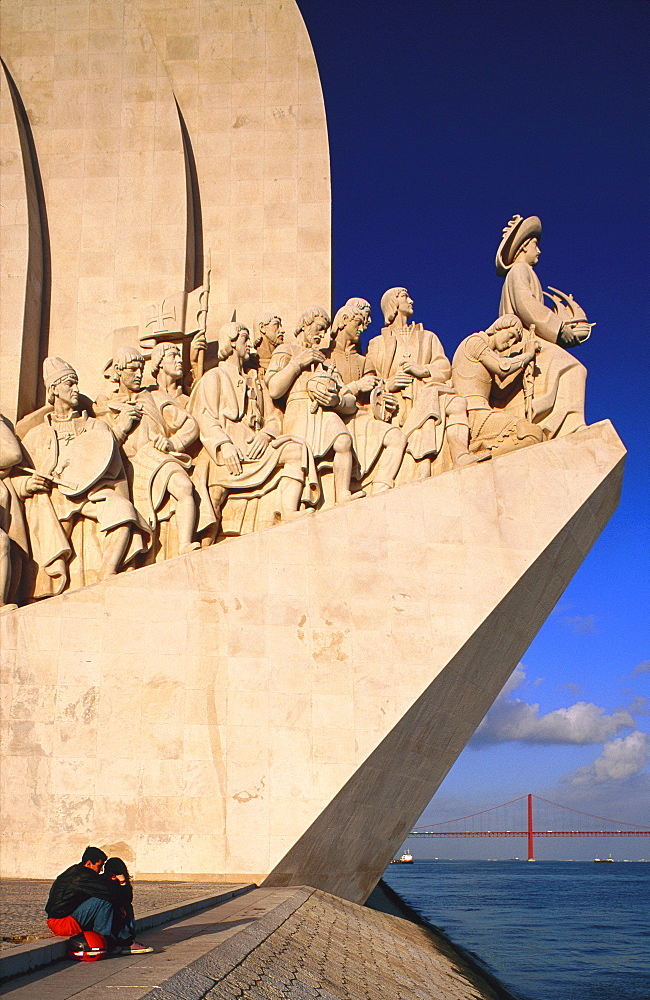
[0,422,624,901]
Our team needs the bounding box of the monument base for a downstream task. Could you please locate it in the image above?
[0,421,624,902]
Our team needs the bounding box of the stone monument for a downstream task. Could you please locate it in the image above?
[0,0,331,421]
[0,1,624,905]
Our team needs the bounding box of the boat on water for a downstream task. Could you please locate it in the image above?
[390,851,414,864]
[594,855,614,863]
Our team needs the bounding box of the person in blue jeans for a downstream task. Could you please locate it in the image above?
[45,846,152,954]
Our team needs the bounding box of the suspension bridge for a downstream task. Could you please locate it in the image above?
[409,795,650,861]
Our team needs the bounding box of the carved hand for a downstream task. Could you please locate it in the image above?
[387,373,412,392]
[24,473,52,495]
[152,433,173,452]
[247,431,271,461]
[401,362,430,379]
[310,386,340,409]
[219,441,244,476]
[190,331,208,353]
[190,331,208,361]
[296,347,326,370]
[116,404,142,434]
[356,374,379,394]
[382,392,400,415]
[558,321,590,348]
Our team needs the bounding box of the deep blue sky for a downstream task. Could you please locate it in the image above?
[298,0,649,858]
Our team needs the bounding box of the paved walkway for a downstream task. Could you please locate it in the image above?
[2,885,514,1000]
[1,880,241,948]
[1,886,296,999]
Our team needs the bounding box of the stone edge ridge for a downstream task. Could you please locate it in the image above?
[142,887,316,1000]
[0,883,256,983]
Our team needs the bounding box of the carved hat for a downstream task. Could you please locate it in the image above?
[495,215,542,277]
[43,356,77,392]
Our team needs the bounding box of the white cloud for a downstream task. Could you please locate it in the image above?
[550,772,650,830]
[565,731,650,785]
[498,663,526,697]
[562,614,596,634]
[626,695,650,715]
[632,660,650,677]
[472,666,635,746]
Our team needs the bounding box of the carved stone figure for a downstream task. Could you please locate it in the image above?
[189,323,315,534]
[15,358,150,598]
[452,315,544,456]
[96,346,201,556]
[252,313,285,376]
[149,342,216,546]
[266,307,364,505]
[496,215,591,437]
[330,298,406,494]
[0,413,29,609]
[366,288,478,477]
[150,342,192,407]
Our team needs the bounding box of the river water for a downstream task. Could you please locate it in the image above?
[382,860,650,1000]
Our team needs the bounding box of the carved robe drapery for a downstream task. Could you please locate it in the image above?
[17,414,149,597]
[0,414,29,605]
[366,325,456,461]
[265,344,354,464]
[97,389,209,533]
[330,346,394,478]
[498,262,586,437]
[189,365,317,504]
[452,332,542,455]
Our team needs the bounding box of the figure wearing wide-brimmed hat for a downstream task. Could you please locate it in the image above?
[494,215,592,438]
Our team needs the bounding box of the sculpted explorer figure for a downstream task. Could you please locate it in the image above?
[366,288,477,478]
[0,413,29,609]
[97,346,201,556]
[252,313,285,376]
[189,322,315,535]
[496,215,592,437]
[266,307,364,505]
[452,315,544,456]
[330,298,406,494]
[16,358,150,597]
[148,342,216,547]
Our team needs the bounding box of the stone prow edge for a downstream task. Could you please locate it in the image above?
[138,887,315,1000]
[262,440,626,900]
[140,883,516,1000]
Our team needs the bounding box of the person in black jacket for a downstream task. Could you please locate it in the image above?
[103,856,151,954]
[45,846,151,954]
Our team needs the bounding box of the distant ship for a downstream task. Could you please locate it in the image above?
[390,851,414,864]
[594,855,614,863]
